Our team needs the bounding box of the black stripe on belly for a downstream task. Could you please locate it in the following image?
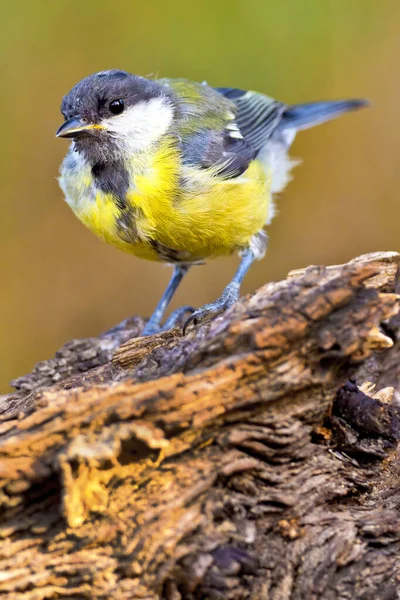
[91,160,130,210]
[149,239,196,263]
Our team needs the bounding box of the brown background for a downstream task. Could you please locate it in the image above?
[1,0,399,390]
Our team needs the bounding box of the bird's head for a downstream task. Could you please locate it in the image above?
[56,70,174,158]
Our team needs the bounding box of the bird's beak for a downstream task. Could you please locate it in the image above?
[56,117,105,138]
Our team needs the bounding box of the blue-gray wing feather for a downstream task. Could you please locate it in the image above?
[180,87,286,179]
[216,87,286,153]
[180,129,252,178]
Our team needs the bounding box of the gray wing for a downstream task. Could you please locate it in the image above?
[180,128,255,179]
[216,87,286,153]
[180,87,286,179]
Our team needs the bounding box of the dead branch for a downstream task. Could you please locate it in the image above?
[0,251,399,600]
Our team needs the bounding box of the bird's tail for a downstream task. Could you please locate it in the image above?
[279,99,368,131]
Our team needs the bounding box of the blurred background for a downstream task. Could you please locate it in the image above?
[1,0,399,390]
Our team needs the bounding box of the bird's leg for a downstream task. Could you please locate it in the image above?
[183,248,256,334]
[142,265,190,336]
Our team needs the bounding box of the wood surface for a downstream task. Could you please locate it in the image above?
[0,252,399,599]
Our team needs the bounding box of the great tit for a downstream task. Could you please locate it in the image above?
[57,70,366,335]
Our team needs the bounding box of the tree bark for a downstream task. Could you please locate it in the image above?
[0,251,399,600]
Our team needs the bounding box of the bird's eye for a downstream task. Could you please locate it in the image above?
[109,99,124,115]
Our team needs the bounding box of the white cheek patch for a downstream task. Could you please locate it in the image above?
[102,97,174,153]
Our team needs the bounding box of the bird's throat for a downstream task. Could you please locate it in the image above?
[73,137,130,208]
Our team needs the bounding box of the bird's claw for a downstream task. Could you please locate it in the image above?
[142,305,194,336]
[163,305,195,330]
[183,282,240,335]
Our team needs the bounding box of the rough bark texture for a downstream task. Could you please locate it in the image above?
[0,251,400,600]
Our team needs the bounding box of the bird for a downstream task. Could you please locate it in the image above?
[56,70,367,335]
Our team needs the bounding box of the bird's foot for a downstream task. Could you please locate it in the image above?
[183,282,240,335]
[163,306,195,330]
[142,306,194,336]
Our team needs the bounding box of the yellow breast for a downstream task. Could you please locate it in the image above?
[60,139,272,263]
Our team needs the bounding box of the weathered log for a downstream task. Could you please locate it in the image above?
[0,251,399,599]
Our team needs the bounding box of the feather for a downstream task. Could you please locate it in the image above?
[216,88,286,153]
[279,99,369,131]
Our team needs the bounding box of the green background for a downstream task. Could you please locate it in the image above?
[1,0,399,390]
